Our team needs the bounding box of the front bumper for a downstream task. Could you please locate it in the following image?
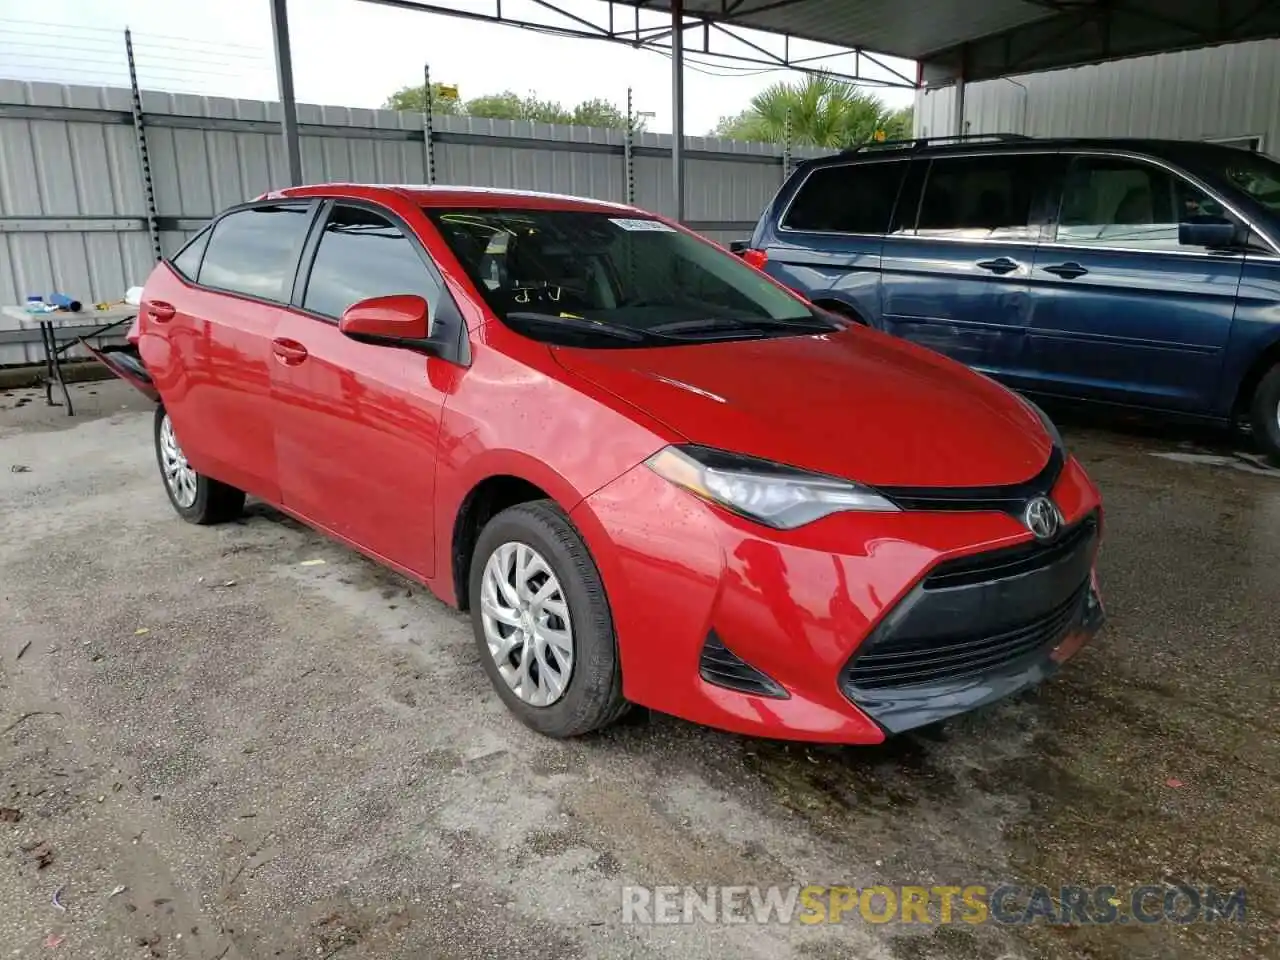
[572,451,1105,744]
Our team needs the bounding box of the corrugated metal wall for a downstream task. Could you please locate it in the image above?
[915,38,1280,155]
[1,79,812,324]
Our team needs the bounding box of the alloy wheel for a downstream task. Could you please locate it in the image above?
[158,413,198,508]
[479,541,574,707]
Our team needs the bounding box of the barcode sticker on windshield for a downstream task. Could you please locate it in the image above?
[609,218,675,232]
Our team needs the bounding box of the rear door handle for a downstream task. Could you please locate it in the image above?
[975,257,1020,275]
[1043,261,1089,279]
[271,338,308,365]
[147,301,175,322]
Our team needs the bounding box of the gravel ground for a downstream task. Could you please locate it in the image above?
[1,379,1278,960]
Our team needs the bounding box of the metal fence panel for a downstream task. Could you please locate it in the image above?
[1,78,824,363]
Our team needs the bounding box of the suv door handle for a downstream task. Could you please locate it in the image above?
[147,301,175,322]
[1043,261,1089,279]
[271,338,308,366]
[975,257,1020,275]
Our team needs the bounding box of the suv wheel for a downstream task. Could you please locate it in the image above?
[469,500,628,738]
[154,407,245,524]
[1250,364,1280,467]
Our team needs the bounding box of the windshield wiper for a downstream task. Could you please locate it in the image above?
[648,314,834,335]
[504,311,649,342]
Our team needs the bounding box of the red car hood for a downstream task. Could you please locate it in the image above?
[552,327,1053,488]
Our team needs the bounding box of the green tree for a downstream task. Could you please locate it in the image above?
[570,97,631,129]
[711,73,912,148]
[382,83,463,115]
[465,90,572,123]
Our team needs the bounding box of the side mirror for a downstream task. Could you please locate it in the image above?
[339,294,430,345]
[1178,217,1245,249]
[728,240,749,256]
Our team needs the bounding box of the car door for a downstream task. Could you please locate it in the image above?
[271,200,451,578]
[1016,153,1244,412]
[150,201,314,502]
[761,158,907,321]
[879,152,1058,377]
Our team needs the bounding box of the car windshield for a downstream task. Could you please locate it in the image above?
[1210,151,1280,214]
[426,207,832,347]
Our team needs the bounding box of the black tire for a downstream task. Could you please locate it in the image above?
[469,500,628,738]
[1250,364,1280,467]
[153,406,245,525]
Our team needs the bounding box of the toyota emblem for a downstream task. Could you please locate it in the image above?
[1023,496,1063,542]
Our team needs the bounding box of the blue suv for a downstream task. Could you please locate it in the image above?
[743,135,1280,464]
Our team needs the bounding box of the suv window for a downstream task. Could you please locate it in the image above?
[303,204,441,320]
[915,155,1044,241]
[199,205,311,301]
[1055,156,1231,251]
[783,161,905,234]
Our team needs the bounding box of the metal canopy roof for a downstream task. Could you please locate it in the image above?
[592,0,1280,83]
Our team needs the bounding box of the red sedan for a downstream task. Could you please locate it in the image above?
[92,184,1105,744]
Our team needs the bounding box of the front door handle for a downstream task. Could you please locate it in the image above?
[1043,261,1089,279]
[975,257,1019,275]
[147,301,175,323]
[272,338,308,366]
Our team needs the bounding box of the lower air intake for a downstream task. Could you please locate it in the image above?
[699,631,787,699]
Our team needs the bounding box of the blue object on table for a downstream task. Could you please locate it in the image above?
[46,293,82,312]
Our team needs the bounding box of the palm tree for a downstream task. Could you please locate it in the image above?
[713,73,912,148]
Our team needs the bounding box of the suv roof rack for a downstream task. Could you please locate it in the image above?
[843,133,1031,154]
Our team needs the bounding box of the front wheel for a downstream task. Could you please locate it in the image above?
[153,406,245,524]
[469,500,627,738]
[1249,365,1280,467]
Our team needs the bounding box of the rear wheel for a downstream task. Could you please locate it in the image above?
[1249,365,1280,467]
[469,500,627,738]
[153,406,245,524]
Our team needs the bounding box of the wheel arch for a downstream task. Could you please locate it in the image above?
[446,452,587,612]
[1233,335,1280,418]
[811,297,869,325]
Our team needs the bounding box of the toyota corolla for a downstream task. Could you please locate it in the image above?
[90,184,1105,744]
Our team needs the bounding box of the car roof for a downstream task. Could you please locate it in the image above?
[262,183,639,214]
[803,136,1245,168]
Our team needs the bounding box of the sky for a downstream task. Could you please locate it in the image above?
[0,0,917,134]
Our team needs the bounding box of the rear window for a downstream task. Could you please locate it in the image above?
[199,204,311,302]
[169,228,209,281]
[782,161,905,234]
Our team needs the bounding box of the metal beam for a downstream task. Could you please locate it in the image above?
[269,0,303,186]
[354,0,916,88]
[671,0,686,223]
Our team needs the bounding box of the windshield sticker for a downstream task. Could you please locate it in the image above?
[609,218,676,232]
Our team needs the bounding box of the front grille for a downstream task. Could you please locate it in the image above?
[699,631,787,698]
[844,583,1086,690]
[924,514,1099,590]
[878,447,1064,516]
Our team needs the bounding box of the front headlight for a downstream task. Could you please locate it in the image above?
[645,445,898,529]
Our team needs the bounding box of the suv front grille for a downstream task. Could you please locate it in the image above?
[843,583,1086,690]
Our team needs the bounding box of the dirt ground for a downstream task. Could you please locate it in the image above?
[2,379,1277,960]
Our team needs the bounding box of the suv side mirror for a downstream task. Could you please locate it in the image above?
[339,294,431,345]
[1179,217,1246,249]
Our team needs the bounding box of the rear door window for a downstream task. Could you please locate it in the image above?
[915,154,1049,241]
[1054,155,1232,251]
[782,161,906,235]
[199,204,312,301]
[169,228,210,281]
[302,204,442,319]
